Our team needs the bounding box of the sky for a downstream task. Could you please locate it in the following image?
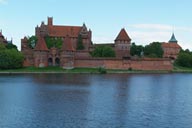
[0,0,192,50]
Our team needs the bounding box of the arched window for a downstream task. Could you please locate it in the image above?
[55,58,60,66]
[48,58,53,66]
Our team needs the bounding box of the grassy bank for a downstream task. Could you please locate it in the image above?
[172,65,192,73]
[0,66,173,74]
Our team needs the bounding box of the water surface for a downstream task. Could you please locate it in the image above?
[0,73,192,128]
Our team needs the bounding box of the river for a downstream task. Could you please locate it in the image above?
[0,73,192,128]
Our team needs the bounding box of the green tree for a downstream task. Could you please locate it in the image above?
[130,43,144,57]
[0,49,24,69]
[91,45,115,57]
[28,35,38,49]
[175,50,192,67]
[5,43,17,50]
[77,35,84,50]
[0,43,6,50]
[45,36,62,49]
[144,42,163,58]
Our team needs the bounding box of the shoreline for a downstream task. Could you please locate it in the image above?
[0,66,192,74]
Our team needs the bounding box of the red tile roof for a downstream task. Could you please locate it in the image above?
[162,42,181,49]
[62,35,75,51]
[48,25,82,38]
[115,28,131,41]
[34,36,49,51]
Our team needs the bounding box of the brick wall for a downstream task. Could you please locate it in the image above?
[74,58,173,71]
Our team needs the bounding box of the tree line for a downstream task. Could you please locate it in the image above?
[0,43,24,69]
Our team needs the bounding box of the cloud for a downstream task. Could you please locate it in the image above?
[129,24,172,31]
[130,31,170,44]
[0,0,7,4]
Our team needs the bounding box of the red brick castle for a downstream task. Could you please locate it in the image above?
[21,17,180,70]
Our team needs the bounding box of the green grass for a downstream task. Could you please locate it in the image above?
[0,66,173,74]
[0,67,102,73]
[172,65,192,73]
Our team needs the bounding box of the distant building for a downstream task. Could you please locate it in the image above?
[0,30,13,45]
[162,33,181,59]
[0,30,8,44]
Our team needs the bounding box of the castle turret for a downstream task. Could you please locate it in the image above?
[115,28,131,58]
[162,33,181,59]
[34,36,49,67]
[48,17,53,26]
[169,33,178,43]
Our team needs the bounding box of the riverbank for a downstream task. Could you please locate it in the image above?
[0,66,175,74]
[172,66,192,73]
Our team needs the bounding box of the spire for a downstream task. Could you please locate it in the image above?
[62,35,75,51]
[115,28,131,41]
[34,36,49,51]
[169,33,178,43]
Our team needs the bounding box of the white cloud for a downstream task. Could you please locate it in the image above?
[130,31,170,44]
[129,24,192,32]
[129,24,172,31]
[0,0,7,4]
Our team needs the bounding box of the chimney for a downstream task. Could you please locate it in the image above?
[48,17,53,26]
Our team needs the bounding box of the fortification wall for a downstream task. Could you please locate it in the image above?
[74,58,173,70]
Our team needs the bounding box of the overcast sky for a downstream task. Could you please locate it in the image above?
[0,0,192,50]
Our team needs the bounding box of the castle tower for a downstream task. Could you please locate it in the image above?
[21,37,29,51]
[34,36,49,67]
[169,33,178,43]
[48,17,53,26]
[61,35,75,69]
[162,33,181,59]
[79,23,90,50]
[115,28,131,58]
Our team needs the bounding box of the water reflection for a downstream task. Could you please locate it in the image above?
[1,73,192,128]
[32,74,91,86]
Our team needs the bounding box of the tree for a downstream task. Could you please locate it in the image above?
[76,35,84,50]
[91,45,115,57]
[144,42,163,58]
[130,43,144,57]
[28,35,38,49]
[175,50,192,67]
[0,49,24,69]
[0,43,6,50]
[45,36,62,49]
[5,43,17,50]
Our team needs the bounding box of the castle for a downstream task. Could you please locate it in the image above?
[21,17,181,70]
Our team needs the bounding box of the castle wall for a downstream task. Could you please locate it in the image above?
[33,51,48,67]
[74,58,173,71]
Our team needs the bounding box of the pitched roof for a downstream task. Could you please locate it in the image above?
[62,35,75,51]
[115,28,131,41]
[48,25,82,38]
[169,33,178,43]
[34,36,49,51]
[162,42,181,48]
